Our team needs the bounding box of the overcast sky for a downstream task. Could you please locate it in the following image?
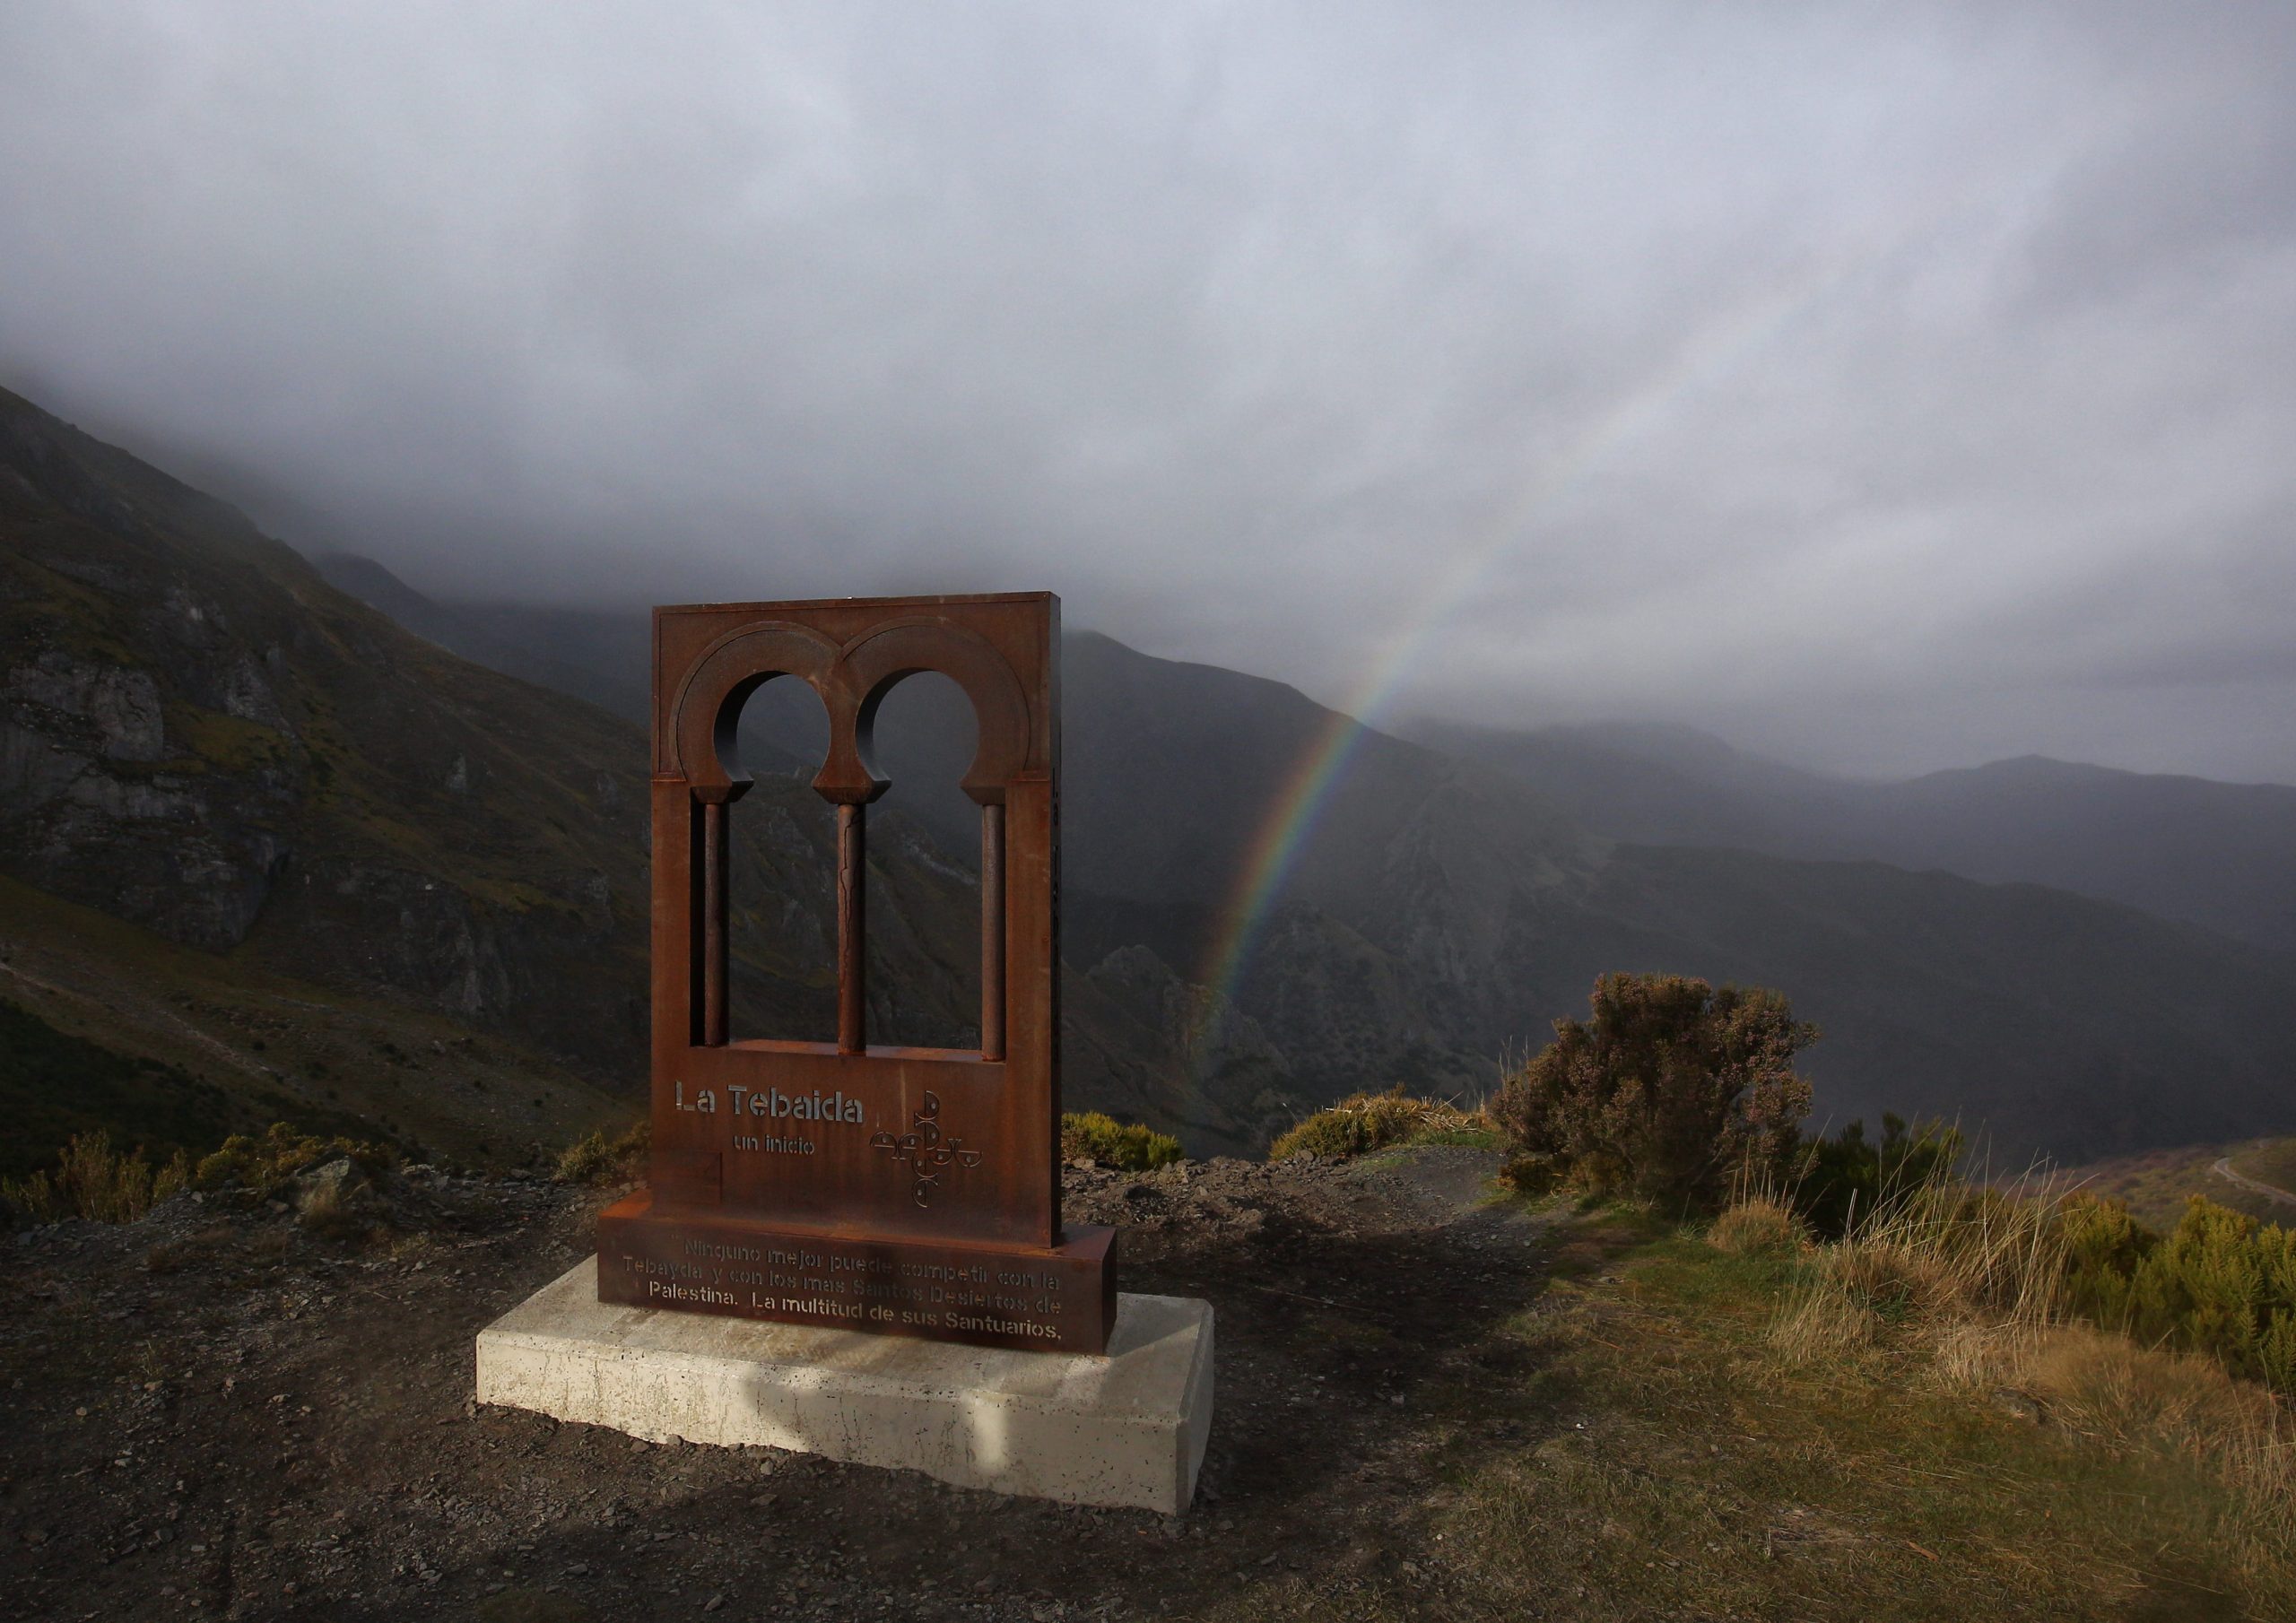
[4,3,2292,782]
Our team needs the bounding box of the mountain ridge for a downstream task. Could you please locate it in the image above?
[1412,717,2296,955]
[317,549,2296,1161]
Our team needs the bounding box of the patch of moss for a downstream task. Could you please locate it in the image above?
[165,702,294,772]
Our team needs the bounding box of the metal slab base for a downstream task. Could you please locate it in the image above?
[474,1257,1213,1514]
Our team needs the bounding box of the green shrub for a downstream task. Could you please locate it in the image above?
[1060,1112,1183,1171]
[1,1132,190,1223]
[193,1122,393,1195]
[1268,1088,1480,1161]
[2059,1194,2296,1394]
[555,1120,652,1186]
[1489,973,1815,1213]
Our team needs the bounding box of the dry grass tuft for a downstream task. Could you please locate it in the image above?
[1269,1089,1487,1161]
[1744,1181,2059,1360]
[1825,1238,1968,1321]
[1707,1198,1808,1257]
[294,1178,373,1244]
[1,1133,189,1224]
[554,1119,650,1187]
[2023,1324,2273,1447]
[1060,1112,1184,1171]
[1752,1161,2296,1579]
[1768,1277,1875,1360]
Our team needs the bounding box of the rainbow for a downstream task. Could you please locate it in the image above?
[1182,185,2022,1072]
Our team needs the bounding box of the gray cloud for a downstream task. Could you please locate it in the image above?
[3,2,2292,782]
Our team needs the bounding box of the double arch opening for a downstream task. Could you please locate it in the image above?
[671,619,1031,1062]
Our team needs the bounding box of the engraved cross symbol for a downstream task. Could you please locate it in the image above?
[870,1090,984,1208]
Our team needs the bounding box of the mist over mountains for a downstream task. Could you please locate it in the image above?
[4,384,2293,1170]
[309,524,2296,1164]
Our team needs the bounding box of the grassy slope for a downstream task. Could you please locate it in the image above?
[0,998,227,1180]
[0,388,657,1067]
[1218,1204,2285,1622]
[0,873,630,1173]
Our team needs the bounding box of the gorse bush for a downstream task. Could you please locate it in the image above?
[194,1123,393,1194]
[1268,1089,1481,1161]
[1491,973,1814,1212]
[556,1119,652,1186]
[1,1132,190,1223]
[1060,1113,1184,1171]
[2059,1193,2296,1394]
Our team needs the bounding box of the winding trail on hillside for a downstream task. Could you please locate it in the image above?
[2211,1156,2296,1210]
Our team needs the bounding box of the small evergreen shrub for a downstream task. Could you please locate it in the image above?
[193,1123,393,1195]
[1,1132,190,1223]
[2058,1193,2296,1394]
[1060,1113,1184,1171]
[1268,1089,1480,1161]
[555,1120,652,1186]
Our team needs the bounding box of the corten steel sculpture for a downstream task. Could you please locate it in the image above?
[596,593,1118,1354]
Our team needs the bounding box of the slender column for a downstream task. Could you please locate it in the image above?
[979,802,1005,1061]
[700,799,729,1046]
[837,803,866,1054]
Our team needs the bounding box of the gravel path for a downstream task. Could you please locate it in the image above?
[4,1149,1562,1622]
[2211,1155,2296,1211]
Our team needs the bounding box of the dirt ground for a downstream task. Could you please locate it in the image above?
[1,1147,1569,1622]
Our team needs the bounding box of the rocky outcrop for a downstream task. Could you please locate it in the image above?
[2,647,300,950]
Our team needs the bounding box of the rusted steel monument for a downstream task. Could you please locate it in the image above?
[596,592,1118,1354]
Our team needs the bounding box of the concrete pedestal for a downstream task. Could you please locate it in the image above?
[474,1257,1213,1514]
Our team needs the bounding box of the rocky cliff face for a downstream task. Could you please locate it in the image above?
[1,388,645,1077]
[0,558,303,952]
